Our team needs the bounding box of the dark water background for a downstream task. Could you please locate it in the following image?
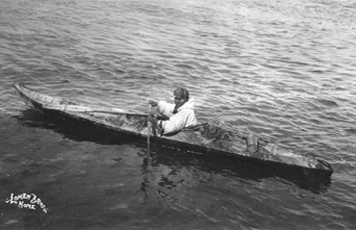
[1,0,356,229]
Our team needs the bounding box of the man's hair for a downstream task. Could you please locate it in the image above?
[174,88,189,100]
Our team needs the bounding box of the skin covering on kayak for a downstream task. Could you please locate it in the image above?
[13,82,333,177]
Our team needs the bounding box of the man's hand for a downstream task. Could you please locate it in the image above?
[148,114,157,125]
[148,100,158,107]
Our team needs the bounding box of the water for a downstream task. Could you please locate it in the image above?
[1,0,356,229]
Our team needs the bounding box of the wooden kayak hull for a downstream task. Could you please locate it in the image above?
[13,82,333,178]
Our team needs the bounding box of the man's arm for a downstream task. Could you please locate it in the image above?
[157,101,175,118]
[160,112,186,135]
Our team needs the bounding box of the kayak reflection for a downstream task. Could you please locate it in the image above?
[15,109,331,194]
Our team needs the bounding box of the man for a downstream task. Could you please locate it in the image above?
[148,87,197,135]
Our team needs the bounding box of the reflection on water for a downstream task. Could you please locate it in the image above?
[0,108,332,229]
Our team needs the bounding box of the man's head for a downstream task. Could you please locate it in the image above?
[173,87,189,109]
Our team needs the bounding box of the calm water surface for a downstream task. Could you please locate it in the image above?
[1,0,356,229]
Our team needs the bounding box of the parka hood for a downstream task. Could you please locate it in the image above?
[177,97,195,111]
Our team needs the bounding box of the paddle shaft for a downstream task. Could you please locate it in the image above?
[147,104,152,146]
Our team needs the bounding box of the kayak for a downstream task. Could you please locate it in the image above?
[13,82,333,178]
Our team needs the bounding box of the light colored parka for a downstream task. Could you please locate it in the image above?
[157,98,197,135]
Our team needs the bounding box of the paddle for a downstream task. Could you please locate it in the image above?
[141,104,154,201]
[147,104,152,148]
[141,103,154,201]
